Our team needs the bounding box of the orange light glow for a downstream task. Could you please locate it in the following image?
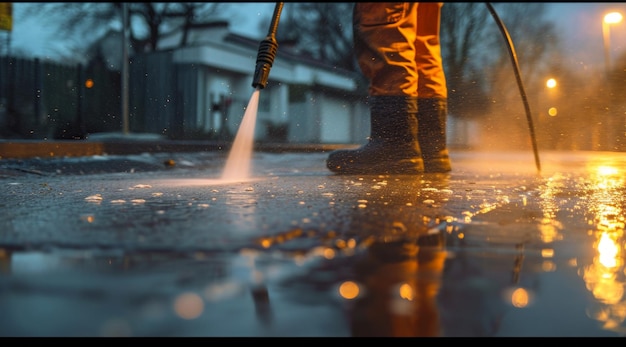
[339,281,360,300]
[510,287,530,308]
[604,12,623,24]
[173,292,204,320]
[80,214,95,223]
[259,238,272,248]
[546,78,557,88]
[580,161,626,315]
[399,283,414,301]
[548,107,558,117]
[541,261,556,272]
[597,166,618,176]
[85,79,94,88]
[597,232,619,268]
[323,247,336,259]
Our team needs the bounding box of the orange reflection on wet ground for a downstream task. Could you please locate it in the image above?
[580,160,626,333]
[173,292,204,320]
[339,281,360,300]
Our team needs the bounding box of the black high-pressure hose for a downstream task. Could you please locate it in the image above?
[252,2,284,89]
[486,3,541,172]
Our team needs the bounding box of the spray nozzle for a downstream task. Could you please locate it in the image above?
[251,2,283,89]
[252,35,278,89]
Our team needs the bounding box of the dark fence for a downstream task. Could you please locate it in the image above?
[1,52,260,141]
[0,52,196,140]
[0,55,123,139]
[128,51,178,138]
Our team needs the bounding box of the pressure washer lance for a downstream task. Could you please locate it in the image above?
[252,2,284,89]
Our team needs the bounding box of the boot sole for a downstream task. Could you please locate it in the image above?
[423,158,452,173]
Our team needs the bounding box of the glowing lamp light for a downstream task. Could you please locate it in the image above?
[85,78,94,89]
[603,12,623,75]
[546,78,557,89]
[339,281,360,300]
[548,107,558,117]
[597,232,619,269]
[399,283,415,301]
[510,287,530,308]
[604,12,623,24]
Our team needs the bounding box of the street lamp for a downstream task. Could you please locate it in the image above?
[121,2,130,135]
[602,11,624,151]
[602,11,623,77]
[545,78,557,117]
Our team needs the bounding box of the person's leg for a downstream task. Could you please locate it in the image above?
[353,3,418,97]
[415,2,451,173]
[326,3,424,175]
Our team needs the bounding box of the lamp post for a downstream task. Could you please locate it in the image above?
[540,78,559,149]
[602,11,623,151]
[545,78,558,117]
[121,3,130,135]
[602,11,623,77]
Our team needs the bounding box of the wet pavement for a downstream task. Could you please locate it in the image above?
[1,146,626,337]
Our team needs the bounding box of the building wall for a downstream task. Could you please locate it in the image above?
[165,26,368,144]
[319,94,353,143]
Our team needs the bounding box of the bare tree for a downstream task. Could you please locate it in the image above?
[124,2,225,52]
[441,3,493,120]
[21,2,225,57]
[477,3,560,150]
[21,3,119,50]
[267,3,356,72]
[483,3,559,102]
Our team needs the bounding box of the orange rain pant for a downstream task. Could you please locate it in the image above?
[353,2,447,98]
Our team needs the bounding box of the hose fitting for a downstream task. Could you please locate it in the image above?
[252,35,278,89]
[251,2,283,89]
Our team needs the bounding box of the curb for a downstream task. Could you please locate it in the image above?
[0,140,355,159]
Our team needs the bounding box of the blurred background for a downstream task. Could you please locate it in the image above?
[0,2,625,153]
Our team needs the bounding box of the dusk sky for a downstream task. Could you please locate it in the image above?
[544,2,626,70]
[5,2,626,73]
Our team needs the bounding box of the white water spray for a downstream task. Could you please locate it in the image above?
[221,89,260,181]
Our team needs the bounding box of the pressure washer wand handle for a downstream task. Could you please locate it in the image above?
[252,2,284,89]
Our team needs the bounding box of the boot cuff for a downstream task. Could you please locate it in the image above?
[369,96,418,114]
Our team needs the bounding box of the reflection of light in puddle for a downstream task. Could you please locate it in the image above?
[151,177,265,187]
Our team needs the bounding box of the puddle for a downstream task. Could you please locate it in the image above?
[2,151,626,336]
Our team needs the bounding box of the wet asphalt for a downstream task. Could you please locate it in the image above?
[1,144,626,337]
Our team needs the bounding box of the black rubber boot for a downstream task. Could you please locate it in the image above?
[417,98,451,173]
[326,96,424,175]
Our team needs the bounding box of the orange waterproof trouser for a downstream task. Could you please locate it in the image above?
[353,2,447,98]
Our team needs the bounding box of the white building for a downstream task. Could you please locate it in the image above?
[146,20,370,144]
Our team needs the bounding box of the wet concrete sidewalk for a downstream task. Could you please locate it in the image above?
[1,147,626,337]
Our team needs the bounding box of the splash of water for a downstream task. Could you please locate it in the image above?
[221,89,260,181]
